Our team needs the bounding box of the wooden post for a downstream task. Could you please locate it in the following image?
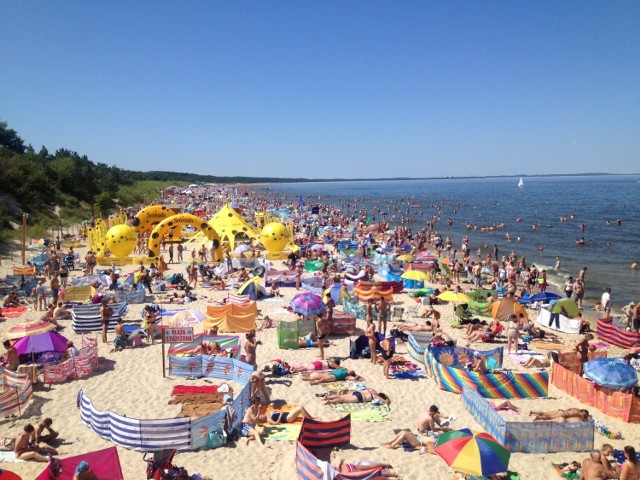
[21,213,27,265]
[162,329,166,378]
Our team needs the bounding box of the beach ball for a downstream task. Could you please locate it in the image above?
[106,224,137,257]
[260,222,290,253]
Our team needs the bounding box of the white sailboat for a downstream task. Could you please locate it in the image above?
[518,177,524,188]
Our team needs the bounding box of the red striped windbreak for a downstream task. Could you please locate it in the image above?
[295,442,382,480]
[597,317,640,349]
[298,415,351,449]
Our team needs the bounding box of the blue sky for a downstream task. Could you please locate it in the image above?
[1,2,638,178]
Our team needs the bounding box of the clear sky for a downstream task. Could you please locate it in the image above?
[1,1,638,178]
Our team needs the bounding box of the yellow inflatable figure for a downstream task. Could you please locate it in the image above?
[148,213,221,260]
[132,205,181,234]
[106,224,137,257]
[260,222,290,254]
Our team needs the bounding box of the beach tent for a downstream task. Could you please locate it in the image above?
[209,204,258,251]
[236,276,261,301]
[324,283,350,305]
[35,446,124,480]
[491,297,528,321]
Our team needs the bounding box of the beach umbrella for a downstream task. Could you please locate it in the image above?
[529,292,562,304]
[438,256,451,266]
[6,320,56,340]
[401,270,430,281]
[551,298,580,319]
[435,428,510,477]
[13,331,69,355]
[166,309,207,327]
[438,291,473,303]
[415,250,433,259]
[583,357,638,389]
[290,292,326,316]
[397,254,414,262]
[234,244,251,254]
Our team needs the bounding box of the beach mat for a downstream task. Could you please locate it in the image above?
[390,360,425,379]
[262,423,302,441]
[0,307,29,318]
[328,402,390,422]
[171,385,219,396]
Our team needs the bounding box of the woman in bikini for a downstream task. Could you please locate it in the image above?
[290,358,341,373]
[258,405,314,424]
[337,460,399,479]
[244,330,260,367]
[621,445,640,480]
[366,316,377,364]
[302,368,363,385]
[322,388,390,405]
[530,408,591,422]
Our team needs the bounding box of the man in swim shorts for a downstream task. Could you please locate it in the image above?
[241,397,265,447]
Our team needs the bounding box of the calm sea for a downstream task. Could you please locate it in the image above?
[265,176,640,309]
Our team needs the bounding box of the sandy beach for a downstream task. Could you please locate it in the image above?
[0,238,636,480]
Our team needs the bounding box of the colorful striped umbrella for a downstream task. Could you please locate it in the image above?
[6,320,56,340]
[435,428,510,477]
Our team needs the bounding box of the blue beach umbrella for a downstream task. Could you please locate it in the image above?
[583,358,638,389]
[528,292,562,304]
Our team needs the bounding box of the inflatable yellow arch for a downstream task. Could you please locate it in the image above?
[148,214,221,260]
[132,205,181,234]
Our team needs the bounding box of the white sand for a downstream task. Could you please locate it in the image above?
[1,242,636,480]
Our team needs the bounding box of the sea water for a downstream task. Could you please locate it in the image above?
[266,175,640,308]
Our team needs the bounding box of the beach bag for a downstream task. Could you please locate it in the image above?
[206,428,227,449]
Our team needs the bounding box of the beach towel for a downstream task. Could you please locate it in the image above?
[328,402,390,423]
[508,352,544,365]
[389,360,425,379]
[262,423,303,440]
[171,385,219,396]
[0,451,23,463]
[0,307,29,318]
[322,382,368,395]
[552,463,581,480]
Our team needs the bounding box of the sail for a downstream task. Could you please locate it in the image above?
[518,177,524,188]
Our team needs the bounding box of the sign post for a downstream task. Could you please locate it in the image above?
[162,327,194,378]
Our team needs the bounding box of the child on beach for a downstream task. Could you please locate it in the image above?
[506,314,520,354]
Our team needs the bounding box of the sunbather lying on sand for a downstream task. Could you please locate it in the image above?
[530,408,591,422]
[258,405,314,424]
[290,358,341,373]
[523,355,550,369]
[381,429,434,454]
[322,388,390,405]
[392,320,435,333]
[337,459,399,478]
[302,368,363,385]
[298,332,331,348]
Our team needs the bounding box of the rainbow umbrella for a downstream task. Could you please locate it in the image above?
[435,428,510,477]
[401,270,430,281]
[6,320,56,340]
[290,292,326,316]
[166,309,207,327]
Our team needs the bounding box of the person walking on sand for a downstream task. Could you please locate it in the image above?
[573,278,585,310]
[100,298,113,344]
[378,296,390,336]
[366,315,377,364]
[316,314,330,360]
[601,287,612,319]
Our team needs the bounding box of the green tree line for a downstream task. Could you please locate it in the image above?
[0,121,312,242]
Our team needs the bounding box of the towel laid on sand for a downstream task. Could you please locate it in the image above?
[0,307,29,318]
[328,402,390,422]
[171,385,219,396]
[0,451,24,463]
[262,424,302,440]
